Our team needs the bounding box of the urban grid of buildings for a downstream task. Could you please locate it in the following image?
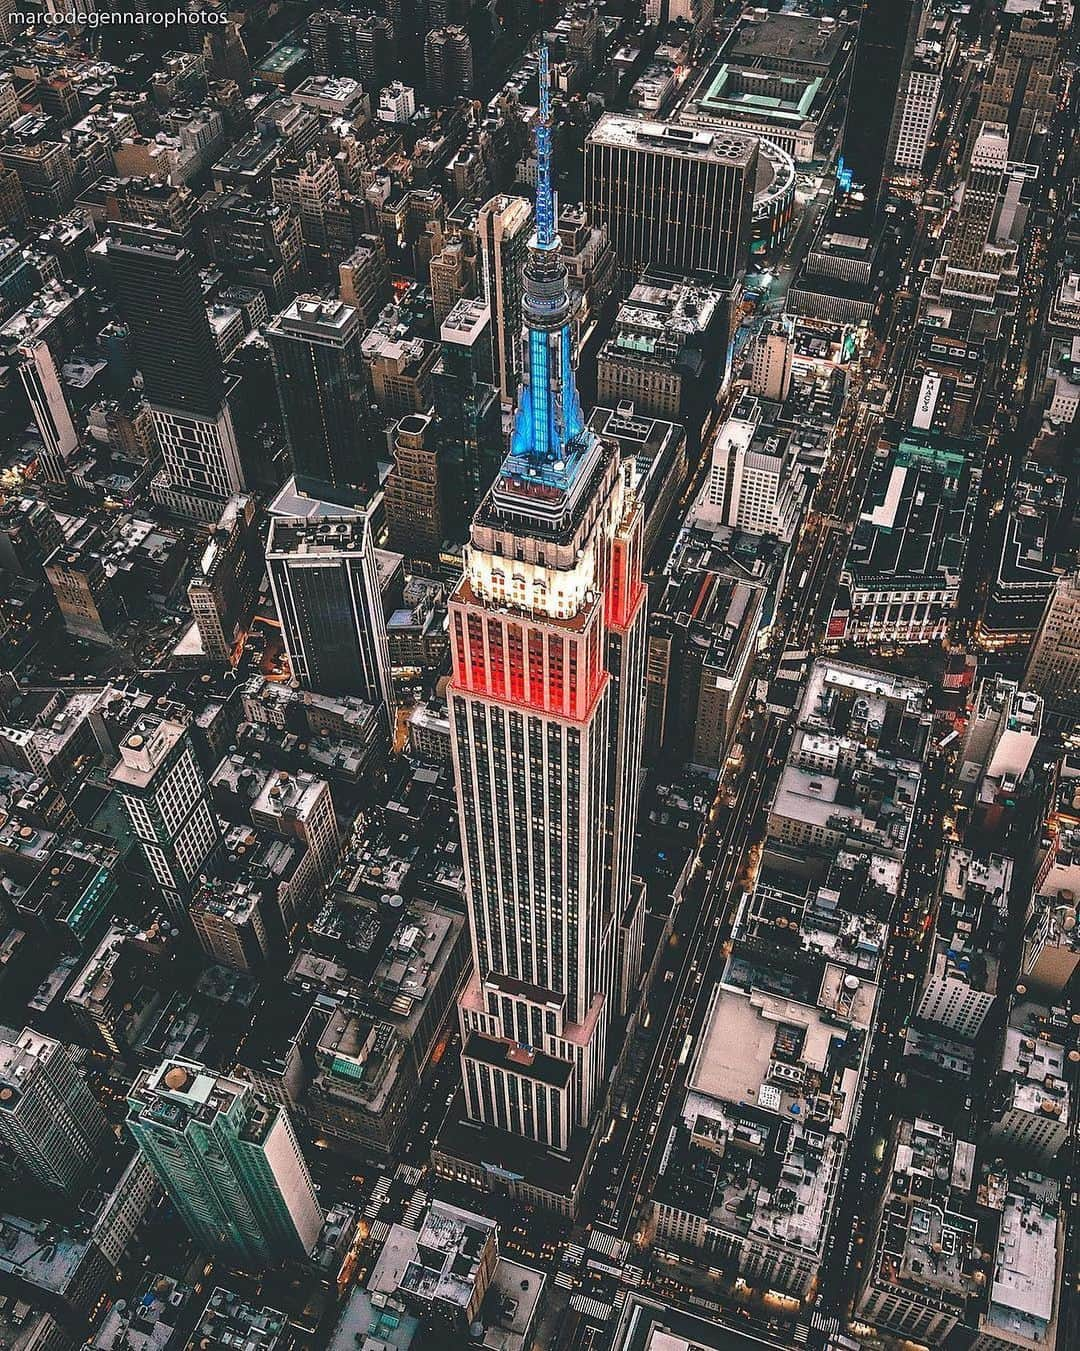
[0,2,1076,1351]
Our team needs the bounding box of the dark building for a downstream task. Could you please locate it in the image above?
[266,514,394,732]
[424,26,473,107]
[203,192,304,306]
[893,321,989,436]
[585,114,756,286]
[266,296,377,496]
[104,225,223,418]
[308,11,396,90]
[433,297,502,525]
[838,0,920,224]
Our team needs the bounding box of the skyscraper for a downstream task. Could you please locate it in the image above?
[266,513,394,730]
[435,298,501,522]
[446,49,647,1186]
[127,1059,323,1267]
[109,715,223,920]
[0,1027,111,1194]
[105,225,243,522]
[1023,572,1080,724]
[585,114,756,285]
[424,26,473,106]
[18,339,78,484]
[477,193,533,407]
[837,0,920,223]
[266,295,377,496]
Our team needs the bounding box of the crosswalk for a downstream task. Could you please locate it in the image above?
[363,1174,391,1219]
[395,1163,424,1185]
[402,1189,427,1227]
[793,1323,811,1345]
[570,1294,613,1322]
[554,1271,576,1290]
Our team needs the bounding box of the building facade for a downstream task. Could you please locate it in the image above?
[446,50,647,1186]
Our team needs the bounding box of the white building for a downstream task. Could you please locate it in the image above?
[916,846,1008,1040]
[989,1014,1069,1165]
[17,338,78,483]
[748,318,794,402]
[699,394,803,541]
[250,767,340,883]
[109,716,223,920]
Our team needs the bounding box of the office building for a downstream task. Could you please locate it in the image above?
[595,272,736,446]
[266,514,394,732]
[64,920,173,1060]
[857,1118,1062,1350]
[438,49,647,1210]
[127,1059,323,1267]
[766,660,929,863]
[586,402,687,563]
[915,846,1007,1041]
[1023,572,1080,724]
[424,26,473,106]
[972,1,1069,161]
[477,194,532,406]
[384,410,447,561]
[17,338,78,484]
[890,9,957,180]
[434,298,502,521]
[893,320,987,437]
[0,1028,110,1195]
[338,236,392,325]
[109,715,224,920]
[645,523,776,766]
[105,226,243,521]
[837,0,920,223]
[266,295,377,496]
[585,114,756,285]
[653,959,874,1300]
[699,394,806,542]
[682,10,854,163]
[981,464,1069,648]
[832,433,980,646]
[749,318,794,402]
[187,493,262,665]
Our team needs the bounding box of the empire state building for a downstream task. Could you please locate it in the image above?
[443,47,648,1199]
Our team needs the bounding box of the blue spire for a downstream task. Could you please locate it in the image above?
[535,44,556,250]
[504,42,591,474]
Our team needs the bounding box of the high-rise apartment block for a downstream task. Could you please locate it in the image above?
[110,715,224,919]
[424,26,473,106]
[585,114,756,285]
[127,1059,323,1267]
[0,1027,111,1194]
